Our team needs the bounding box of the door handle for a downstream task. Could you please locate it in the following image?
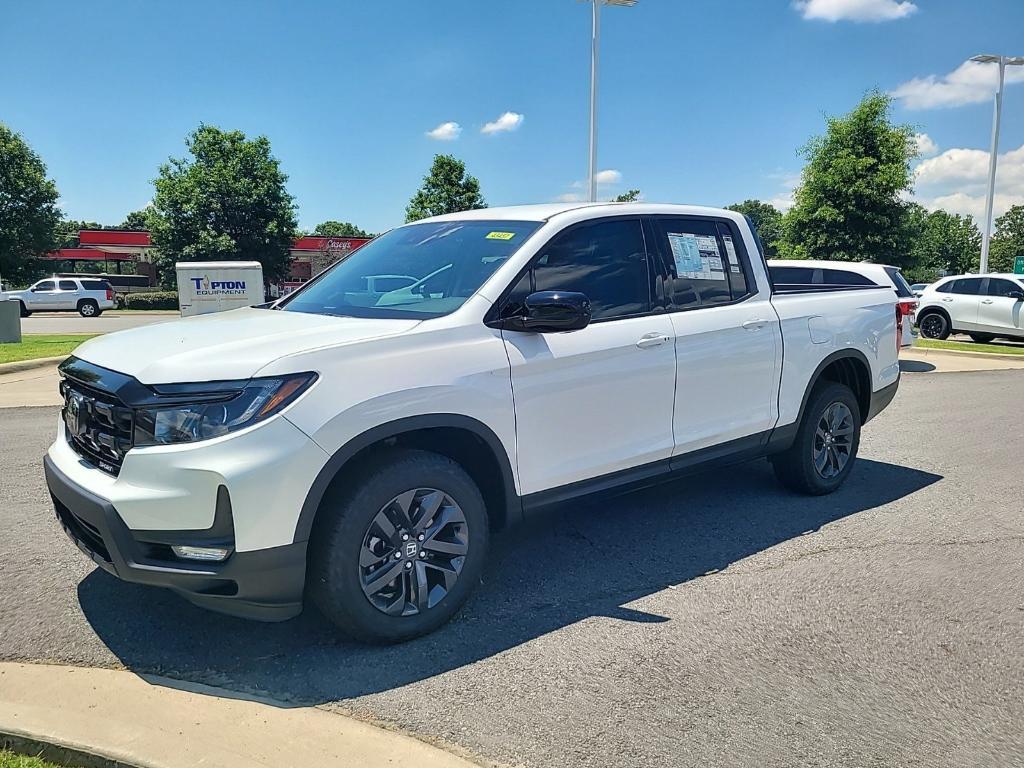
[636,333,671,349]
[981,299,994,304]
[741,318,771,331]
[941,297,953,302]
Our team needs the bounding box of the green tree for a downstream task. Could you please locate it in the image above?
[405,154,486,223]
[120,209,151,231]
[313,220,372,238]
[989,205,1024,274]
[902,203,981,281]
[726,199,784,256]
[782,92,916,263]
[149,124,297,286]
[0,123,61,283]
[612,189,641,203]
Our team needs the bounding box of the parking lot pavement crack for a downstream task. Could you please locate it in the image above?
[715,535,1024,576]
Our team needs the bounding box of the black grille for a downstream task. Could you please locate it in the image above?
[61,379,134,476]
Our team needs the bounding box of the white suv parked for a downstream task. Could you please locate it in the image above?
[3,277,116,317]
[916,274,1024,342]
[44,203,900,643]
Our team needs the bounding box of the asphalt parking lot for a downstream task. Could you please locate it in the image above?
[20,311,176,335]
[1,368,1022,768]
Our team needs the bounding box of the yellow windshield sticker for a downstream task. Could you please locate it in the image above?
[486,231,516,240]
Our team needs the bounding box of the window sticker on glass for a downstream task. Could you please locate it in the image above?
[667,233,703,273]
[722,234,742,273]
[486,231,516,241]
[670,233,727,281]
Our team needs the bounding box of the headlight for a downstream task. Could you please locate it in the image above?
[133,373,317,447]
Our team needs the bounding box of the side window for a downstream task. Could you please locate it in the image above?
[935,280,954,294]
[651,218,750,310]
[58,280,78,291]
[951,278,983,295]
[822,269,875,286]
[986,278,1021,297]
[770,266,815,284]
[35,280,55,291]
[528,218,650,321]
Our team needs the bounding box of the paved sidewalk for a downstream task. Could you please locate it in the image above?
[0,366,61,408]
[0,662,485,768]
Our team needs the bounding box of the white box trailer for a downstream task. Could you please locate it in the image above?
[175,262,265,317]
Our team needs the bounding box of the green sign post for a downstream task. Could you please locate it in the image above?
[1015,255,1024,275]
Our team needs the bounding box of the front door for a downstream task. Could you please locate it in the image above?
[978,277,1024,335]
[646,216,780,455]
[500,217,677,496]
[936,277,983,331]
[26,280,60,310]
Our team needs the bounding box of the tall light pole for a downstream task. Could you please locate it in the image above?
[585,0,636,203]
[971,54,1024,273]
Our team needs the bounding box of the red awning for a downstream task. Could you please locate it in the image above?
[78,230,152,247]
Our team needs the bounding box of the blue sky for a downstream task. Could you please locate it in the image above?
[2,0,1023,233]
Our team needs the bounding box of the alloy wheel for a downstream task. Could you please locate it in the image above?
[358,488,469,616]
[812,402,854,479]
[920,314,945,339]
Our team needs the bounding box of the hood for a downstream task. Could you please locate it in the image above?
[73,307,421,384]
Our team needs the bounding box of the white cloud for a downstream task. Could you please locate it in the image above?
[594,169,622,185]
[913,132,939,157]
[892,59,1024,110]
[481,111,524,135]
[425,121,462,141]
[554,193,584,203]
[795,0,916,22]
[914,142,1024,222]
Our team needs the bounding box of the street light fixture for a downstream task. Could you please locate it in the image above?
[970,54,1024,273]
[584,0,637,203]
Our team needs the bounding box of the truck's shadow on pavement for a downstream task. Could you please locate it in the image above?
[77,457,941,704]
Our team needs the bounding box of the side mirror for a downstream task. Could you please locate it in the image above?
[508,291,592,333]
[30,287,40,292]
[1009,289,1024,301]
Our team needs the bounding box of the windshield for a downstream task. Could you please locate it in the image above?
[281,220,541,319]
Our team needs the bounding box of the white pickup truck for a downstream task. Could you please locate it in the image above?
[44,203,901,643]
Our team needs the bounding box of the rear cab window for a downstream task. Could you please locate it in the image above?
[81,279,111,291]
[58,280,78,291]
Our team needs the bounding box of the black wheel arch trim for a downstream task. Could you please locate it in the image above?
[783,348,884,439]
[292,413,521,544]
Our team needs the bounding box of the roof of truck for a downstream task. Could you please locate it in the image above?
[419,202,744,224]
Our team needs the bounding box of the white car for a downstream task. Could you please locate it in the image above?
[3,277,115,317]
[44,203,900,643]
[768,259,918,348]
[916,273,1024,342]
[910,283,929,298]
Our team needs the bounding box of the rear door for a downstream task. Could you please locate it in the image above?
[57,279,80,310]
[646,216,781,456]
[935,277,984,331]
[499,216,678,496]
[978,278,1024,336]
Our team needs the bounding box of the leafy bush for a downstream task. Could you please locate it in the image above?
[118,291,179,310]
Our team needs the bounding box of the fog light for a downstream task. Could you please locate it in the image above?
[171,545,232,562]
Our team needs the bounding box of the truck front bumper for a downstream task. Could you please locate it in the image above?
[44,455,307,622]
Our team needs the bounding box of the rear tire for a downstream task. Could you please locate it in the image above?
[309,449,489,644]
[771,382,861,496]
[78,299,99,317]
[968,333,994,344]
[18,302,31,318]
[918,311,950,340]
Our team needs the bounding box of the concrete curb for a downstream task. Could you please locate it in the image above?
[910,345,1024,362]
[0,356,66,375]
[1,729,142,768]
[0,662,486,768]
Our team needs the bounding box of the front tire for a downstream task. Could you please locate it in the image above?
[78,299,99,317]
[918,311,950,340]
[309,449,489,644]
[18,302,31,318]
[772,382,861,495]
